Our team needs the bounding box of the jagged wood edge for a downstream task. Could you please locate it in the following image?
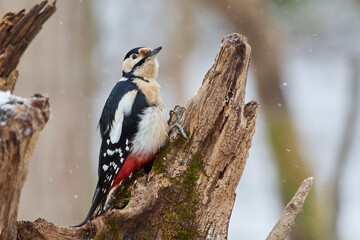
[0,95,51,240]
[16,33,259,239]
[266,177,314,240]
[0,0,56,93]
[0,1,55,239]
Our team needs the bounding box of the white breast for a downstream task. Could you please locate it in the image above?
[131,106,168,157]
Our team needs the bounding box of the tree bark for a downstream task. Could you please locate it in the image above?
[15,33,258,239]
[0,2,55,240]
[0,92,50,240]
[0,2,260,239]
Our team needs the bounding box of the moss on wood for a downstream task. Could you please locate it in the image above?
[160,153,204,239]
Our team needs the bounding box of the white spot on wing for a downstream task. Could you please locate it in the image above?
[102,164,109,171]
[107,139,110,145]
[107,149,115,156]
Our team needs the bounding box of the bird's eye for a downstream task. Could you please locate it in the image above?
[131,54,138,60]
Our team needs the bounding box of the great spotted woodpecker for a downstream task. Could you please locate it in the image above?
[75,46,168,226]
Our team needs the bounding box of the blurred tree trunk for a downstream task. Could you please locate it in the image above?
[0,0,96,225]
[161,0,197,107]
[328,58,360,240]
[207,0,325,239]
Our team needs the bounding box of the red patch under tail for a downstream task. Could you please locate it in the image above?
[111,154,154,188]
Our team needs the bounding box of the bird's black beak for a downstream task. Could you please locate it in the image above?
[145,46,162,58]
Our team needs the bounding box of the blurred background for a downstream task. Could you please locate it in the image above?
[1,0,359,239]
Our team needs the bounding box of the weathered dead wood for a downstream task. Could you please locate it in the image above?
[0,1,259,239]
[266,177,314,240]
[0,1,55,240]
[15,33,258,240]
[0,0,56,93]
[0,93,50,240]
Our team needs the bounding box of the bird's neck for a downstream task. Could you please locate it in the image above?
[132,60,159,80]
[134,78,164,107]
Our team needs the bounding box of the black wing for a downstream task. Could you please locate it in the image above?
[99,80,138,137]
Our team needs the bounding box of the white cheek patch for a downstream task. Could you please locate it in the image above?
[110,90,138,144]
[122,59,133,73]
[122,58,141,73]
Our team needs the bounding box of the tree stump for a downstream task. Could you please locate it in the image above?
[0,1,261,239]
[16,33,258,239]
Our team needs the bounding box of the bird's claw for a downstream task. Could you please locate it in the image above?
[146,175,151,185]
[168,105,189,140]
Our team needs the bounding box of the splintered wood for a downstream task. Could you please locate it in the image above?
[0,1,55,240]
[17,33,259,239]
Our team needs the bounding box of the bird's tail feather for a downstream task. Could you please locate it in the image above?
[72,187,104,227]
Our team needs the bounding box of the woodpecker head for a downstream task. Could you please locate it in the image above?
[122,46,162,80]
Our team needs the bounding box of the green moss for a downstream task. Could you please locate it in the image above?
[172,133,185,147]
[112,182,132,209]
[105,217,120,240]
[152,144,170,174]
[160,153,204,240]
[112,169,149,209]
[153,134,189,175]
[92,133,199,239]
[132,223,158,239]
[183,153,202,189]
[93,232,106,240]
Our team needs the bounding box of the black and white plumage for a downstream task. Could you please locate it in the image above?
[75,46,168,227]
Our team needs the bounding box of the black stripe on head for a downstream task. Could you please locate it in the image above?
[124,47,144,60]
[130,46,161,72]
[131,56,147,72]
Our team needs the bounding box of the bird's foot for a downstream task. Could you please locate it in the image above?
[146,175,151,185]
[168,105,189,140]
